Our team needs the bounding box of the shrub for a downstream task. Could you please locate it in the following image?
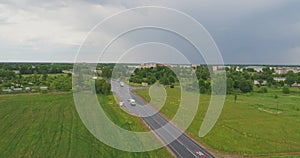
[41,90,48,94]
[282,86,290,94]
[258,87,268,93]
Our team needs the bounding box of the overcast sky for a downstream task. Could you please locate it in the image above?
[0,0,300,64]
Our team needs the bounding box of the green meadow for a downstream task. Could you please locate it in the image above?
[134,88,300,156]
[0,94,171,158]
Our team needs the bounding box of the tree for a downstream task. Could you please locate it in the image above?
[101,82,111,95]
[285,71,296,87]
[258,79,264,87]
[168,76,176,84]
[211,74,226,95]
[246,68,255,72]
[129,75,142,84]
[296,75,300,84]
[226,78,234,94]
[198,78,211,94]
[95,79,111,95]
[52,75,72,91]
[196,66,210,80]
[33,71,39,85]
[234,94,237,103]
[159,76,169,85]
[266,76,275,87]
[148,76,157,84]
[198,79,206,94]
[42,72,48,81]
[205,80,211,94]
[239,79,253,93]
[278,81,285,87]
[101,66,113,78]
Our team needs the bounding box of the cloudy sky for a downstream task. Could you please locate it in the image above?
[0,0,300,64]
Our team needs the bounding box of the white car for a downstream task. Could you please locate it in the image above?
[127,99,136,106]
[194,150,206,158]
[119,101,124,107]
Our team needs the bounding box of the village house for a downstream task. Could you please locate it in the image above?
[254,80,267,85]
[141,82,148,87]
[13,88,22,91]
[273,77,286,82]
[40,86,48,91]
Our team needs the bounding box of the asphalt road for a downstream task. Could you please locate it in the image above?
[111,81,215,158]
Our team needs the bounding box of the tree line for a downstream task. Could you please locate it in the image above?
[0,63,73,74]
[127,65,300,94]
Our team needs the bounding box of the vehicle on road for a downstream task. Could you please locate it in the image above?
[194,150,206,158]
[120,82,124,87]
[127,98,136,106]
[119,101,124,107]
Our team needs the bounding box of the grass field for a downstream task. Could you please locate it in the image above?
[134,88,300,156]
[0,94,171,158]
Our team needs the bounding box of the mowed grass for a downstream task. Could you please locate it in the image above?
[0,94,171,158]
[134,88,300,156]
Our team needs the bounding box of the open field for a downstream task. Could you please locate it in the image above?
[0,94,171,158]
[134,88,300,156]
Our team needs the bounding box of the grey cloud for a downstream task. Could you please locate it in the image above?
[0,0,299,64]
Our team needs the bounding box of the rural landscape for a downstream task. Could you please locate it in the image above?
[1,63,300,157]
[1,1,300,157]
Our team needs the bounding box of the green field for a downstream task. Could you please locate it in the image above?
[134,88,300,157]
[0,94,171,158]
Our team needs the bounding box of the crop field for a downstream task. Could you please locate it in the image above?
[134,88,300,156]
[0,94,171,158]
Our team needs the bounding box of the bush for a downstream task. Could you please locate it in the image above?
[258,87,268,93]
[282,86,290,94]
[41,90,48,94]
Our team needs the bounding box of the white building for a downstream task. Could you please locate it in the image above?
[292,83,300,87]
[141,82,148,87]
[245,66,264,73]
[212,66,218,72]
[12,70,20,74]
[13,88,22,91]
[254,80,267,85]
[40,86,48,90]
[2,89,12,93]
[274,77,286,82]
[141,63,157,68]
[274,67,300,74]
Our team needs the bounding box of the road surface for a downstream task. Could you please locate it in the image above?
[111,81,215,158]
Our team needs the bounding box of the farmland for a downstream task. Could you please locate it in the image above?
[134,87,300,156]
[0,93,171,158]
